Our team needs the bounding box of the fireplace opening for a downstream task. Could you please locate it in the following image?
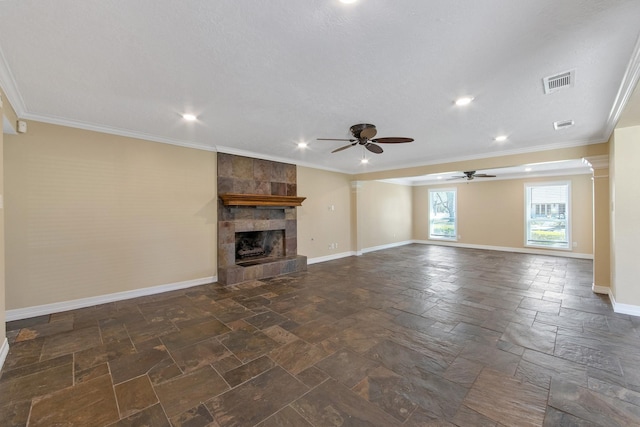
[235,230,285,265]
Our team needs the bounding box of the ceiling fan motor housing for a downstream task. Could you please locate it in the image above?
[350,123,376,139]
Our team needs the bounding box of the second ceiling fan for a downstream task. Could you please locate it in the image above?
[449,171,497,180]
[318,123,414,154]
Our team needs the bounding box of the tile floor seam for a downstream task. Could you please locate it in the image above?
[109,373,122,420]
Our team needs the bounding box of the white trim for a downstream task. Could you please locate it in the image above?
[309,240,593,262]
[5,276,216,321]
[413,239,593,259]
[354,137,607,175]
[606,32,640,135]
[307,251,356,265]
[0,338,9,373]
[361,240,413,254]
[0,46,27,116]
[19,112,218,153]
[608,291,640,317]
[592,284,610,295]
[583,155,609,170]
[398,167,592,187]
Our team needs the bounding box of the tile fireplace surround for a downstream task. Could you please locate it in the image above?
[217,153,307,285]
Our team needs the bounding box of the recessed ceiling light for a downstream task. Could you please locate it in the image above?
[494,135,508,142]
[297,142,308,148]
[437,176,443,180]
[525,167,532,172]
[339,0,358,3]
[182,113,197,121]
[455,96,474,106]
[360,158,369,164]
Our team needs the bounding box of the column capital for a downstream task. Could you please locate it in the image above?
[582,155,609,170]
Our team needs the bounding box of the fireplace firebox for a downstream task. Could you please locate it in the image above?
[235,230,284,264]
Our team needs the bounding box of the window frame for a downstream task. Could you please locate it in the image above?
[524,181,571,250]
[428,188,458,241]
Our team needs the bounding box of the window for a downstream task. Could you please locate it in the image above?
[429,189,457,240]
[525,182,570,249]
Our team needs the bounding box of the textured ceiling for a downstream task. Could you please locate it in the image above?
[1,0,639,174]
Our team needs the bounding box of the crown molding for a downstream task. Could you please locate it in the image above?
[583,154,609,169]
[605,32,640,136]
[0,46,26,116]
[19,111,217,152]
[356,136,608,176]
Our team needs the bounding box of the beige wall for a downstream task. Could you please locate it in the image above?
[610,125,640,306]
[592,164,610,289]
[1,90,7,350]
[357,181,412,251]
[4,121,217,310]
[297,166,353,258]
[0,116,613,317]
[413,174,593,255]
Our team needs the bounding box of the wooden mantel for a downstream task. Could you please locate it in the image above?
[219,193,306,207]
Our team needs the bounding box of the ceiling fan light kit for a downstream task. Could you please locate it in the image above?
[318,123,414,158]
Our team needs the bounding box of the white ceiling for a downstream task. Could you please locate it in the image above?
[1,0,639,175]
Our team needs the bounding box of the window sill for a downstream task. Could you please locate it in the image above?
[525,243,571,251]
[429,237,458,242]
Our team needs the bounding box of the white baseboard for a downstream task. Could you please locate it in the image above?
[592,284,610,295]
[0,338,9,372]
[5,276,216,321]
[307,251,356,265]
[361,240,414,254]
[309,241,413,263]
[608,291,640,317]
[412,240,593,260]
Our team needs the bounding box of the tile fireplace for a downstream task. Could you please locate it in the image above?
[217,153,307,285]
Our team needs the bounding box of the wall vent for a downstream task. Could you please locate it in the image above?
[543,69,575,94]
[553,119,575,130]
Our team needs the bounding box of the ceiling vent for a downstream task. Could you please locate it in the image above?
[543,69,575,94]
[553,119,575,130]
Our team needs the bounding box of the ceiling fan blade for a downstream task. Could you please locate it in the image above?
[447,176,466,180]
[473,174,497,178]
[365,143,383,154]
[360,127,377,139]
[331,143,357,153]
[318,138,356,142]
[371,137,414,144]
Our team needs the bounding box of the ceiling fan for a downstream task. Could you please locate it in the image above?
[449,171,497,180]
[318,123,414,154]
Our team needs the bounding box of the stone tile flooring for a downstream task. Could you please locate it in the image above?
[2,244,640,426]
